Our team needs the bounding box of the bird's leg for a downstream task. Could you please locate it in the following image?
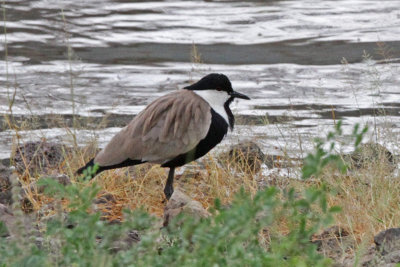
[164,167,175,200]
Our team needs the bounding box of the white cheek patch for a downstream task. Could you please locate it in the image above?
[193,90,230,124]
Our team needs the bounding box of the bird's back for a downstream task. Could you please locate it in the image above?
[94,89,212,167]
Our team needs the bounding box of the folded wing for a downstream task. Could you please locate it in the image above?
[94,90,212,167]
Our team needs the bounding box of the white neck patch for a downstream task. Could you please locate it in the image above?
[193,90,230,125]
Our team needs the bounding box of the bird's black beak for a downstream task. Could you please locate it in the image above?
[230,90,250,100]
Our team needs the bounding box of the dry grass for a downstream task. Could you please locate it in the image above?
[287,152,400,247]
[92,153,258,218]
[16,142,259,220]
[327,166,400,243]
[15,133,400,249]
[6,91,399,258]
[4,113,399,267]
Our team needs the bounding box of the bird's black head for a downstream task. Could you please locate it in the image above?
[184,73,232,92]
[184,73,250,131]
[184,73,250,100]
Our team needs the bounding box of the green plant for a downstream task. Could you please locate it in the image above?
[302,121,368,179]
[0,122,368,266]
[1,183,333,266]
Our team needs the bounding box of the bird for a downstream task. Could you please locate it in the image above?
[77,73,250,200]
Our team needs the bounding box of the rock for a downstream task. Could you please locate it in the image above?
[12,140,69,174]
[0,203,37,239]
[0,163,12,205]
[163,189,210,227]
[109,230,141,253]
[348,142,394,170]
[20,197,34,213]
[312,226,355,263]
[383,250,400,264]
[342,228,400,267]
[362,250,400,267]
[94,192,116,205]
[264,154,276,169]
[0,203,13,237]
[219,141,265,173]
[2,173,35,212]
[374,228,400,256]
[19,174,71,213]
[25,174,71,194]
[126,229,140,243]
[340,245,376,267]
[38,174,71,189]
[93,192,117,220]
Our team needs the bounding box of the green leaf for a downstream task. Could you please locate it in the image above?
[328,206,342,213]
[0,222,8,237]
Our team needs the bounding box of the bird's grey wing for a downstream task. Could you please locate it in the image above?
[139,90,212,162]
[94,90,211,166]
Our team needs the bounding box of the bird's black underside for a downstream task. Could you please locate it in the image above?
[161,108,228,168]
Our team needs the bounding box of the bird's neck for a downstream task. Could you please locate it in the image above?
[191,90,234,130]
[224,97,235,130]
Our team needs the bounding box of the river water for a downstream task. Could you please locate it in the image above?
[1,0,400,162]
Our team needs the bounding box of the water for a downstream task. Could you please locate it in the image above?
[1,0,400,161]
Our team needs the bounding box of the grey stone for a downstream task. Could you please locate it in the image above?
[348,142,394,170]
[93,192,117,220]
[383,250,400,264]
[12,141,69,174]
[19,174,71,213]
[0,191,12,206]
[94,192,116,205]
[0,162,12,205]
[37,174,71,190]
[341,228,400,266]
[374,228,400,256]
[312,225,355,263]
[219,141,265,173]
[24,174,72,195]
[163,189,210,226]
[109,230,141,253]
[0,203,12,237]
[0,203,37,239]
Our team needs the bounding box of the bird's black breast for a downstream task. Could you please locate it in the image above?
[161,109,229,168]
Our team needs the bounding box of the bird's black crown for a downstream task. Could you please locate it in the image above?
[184,73,233,93]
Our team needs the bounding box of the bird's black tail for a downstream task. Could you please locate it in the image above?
[76,158,144,179]
[76,158,102,179]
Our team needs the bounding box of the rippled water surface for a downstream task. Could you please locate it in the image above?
[1,0,400,160]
